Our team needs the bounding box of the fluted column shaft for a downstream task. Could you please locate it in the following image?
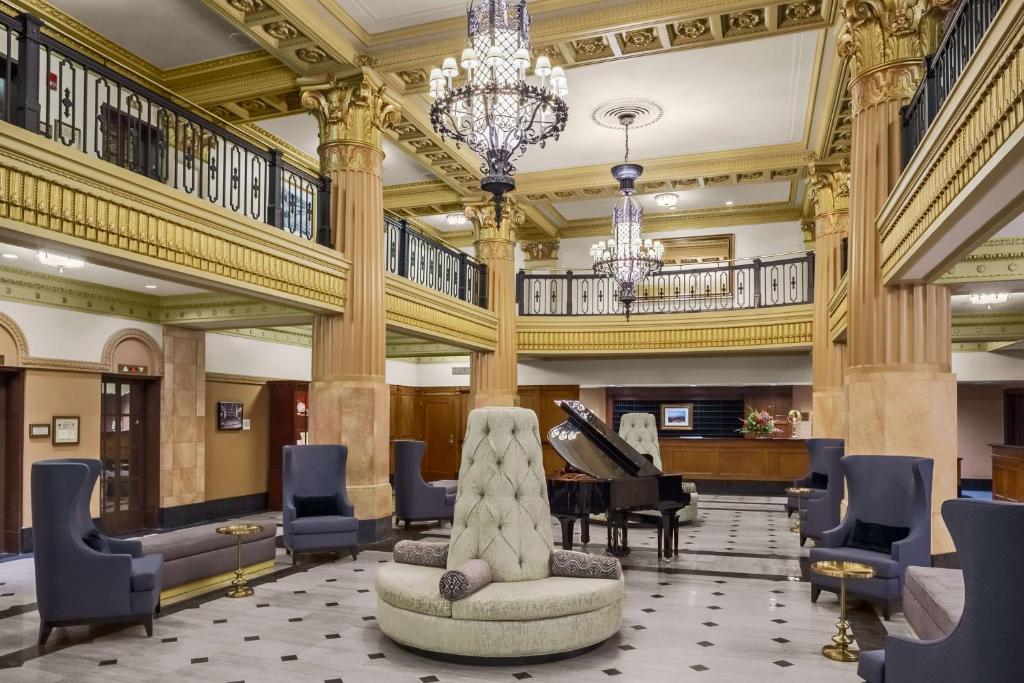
[302,73,400,541]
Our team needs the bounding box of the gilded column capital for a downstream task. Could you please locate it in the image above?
[810,164,851,219]
[300,72,402,173]
[838,0,954,110]
[466,199,525,261]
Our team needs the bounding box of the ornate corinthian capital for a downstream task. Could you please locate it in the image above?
[810,163,851,238]
[300,72,401,164]
[465,199,525,245]
[838,0,954,81]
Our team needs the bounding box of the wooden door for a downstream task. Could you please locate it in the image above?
[422,394,458,481]
[100,378,152,534]
[0,371,23,553]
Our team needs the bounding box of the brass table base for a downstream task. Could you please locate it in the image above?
[215,523,263,599]
[810,561,876,664]
[786,487,814,534]
[226,572,254,599]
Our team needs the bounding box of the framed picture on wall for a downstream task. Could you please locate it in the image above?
[661,404,694,431]
[217,401,243,431]
[52,416,80,445]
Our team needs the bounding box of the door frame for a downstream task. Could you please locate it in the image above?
[0,370,23,554]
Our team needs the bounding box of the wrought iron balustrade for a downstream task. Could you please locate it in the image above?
[0,11,330,245]
[384,215,487,308]
[901,0,1005,168]
[516,252,814,317]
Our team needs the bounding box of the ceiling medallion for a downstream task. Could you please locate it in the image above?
[295,47,326,64]
[227,0,265,13]
[785,1,821,22]
[622,28,657,48]
[728,10,764,31]
[429,0,569,229]
[590,97,663,130]
[654,193,678,208]
[263,21,299,42]
[573,36,608,56]
[675,18,710,39]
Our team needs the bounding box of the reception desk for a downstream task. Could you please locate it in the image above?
[660,437,809,482]
[991,444,1024,502]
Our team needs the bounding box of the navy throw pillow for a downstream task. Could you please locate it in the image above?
[82,529,110,553]
[294,494,340,518]
[849,519,909,554]
[809,472,829,489]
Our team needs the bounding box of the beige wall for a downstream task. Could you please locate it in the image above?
[957,384,1003,480]
[579,387,607,421]
[204,380,268,501]
[22,370,102,526]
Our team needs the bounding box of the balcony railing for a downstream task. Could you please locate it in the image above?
[0,11,331,245]
[901,0,1005,168]
[517,252,814,317]
[384,215,488,308]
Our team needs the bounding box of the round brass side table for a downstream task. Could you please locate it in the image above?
[810,560,876,662]
[786,487,815,533]
[215,523,264,598]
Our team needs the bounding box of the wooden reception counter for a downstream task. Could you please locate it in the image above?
[991,444,1024,502]
[659,437,809,481]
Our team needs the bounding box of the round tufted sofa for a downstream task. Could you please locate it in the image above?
[375,407,624,662]
[618,412,699,523]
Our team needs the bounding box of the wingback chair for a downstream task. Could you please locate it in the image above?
[619,412,699,523]
[32,459,163,645]
[787,438,844,516]
[809,455,932,620]
[376,408,625,660]
[858,499,1024,683]
[798,444,844,546]
[394,440,455,528]
[282,445,359,565]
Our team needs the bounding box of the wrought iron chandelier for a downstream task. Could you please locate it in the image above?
[429,0,569,228]
[590,113,664,320]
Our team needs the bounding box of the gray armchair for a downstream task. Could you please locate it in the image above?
[787,437,844,516]
[393,440,454,528]
[810,455,932,620]
[798,444,844,546]
[32,459,162,645]
[282,445,359,565]
[858,499,1024,683]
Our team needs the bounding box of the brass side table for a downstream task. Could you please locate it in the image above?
[786,487,815,534]
[215,523,264,598]
[810,560,876,662]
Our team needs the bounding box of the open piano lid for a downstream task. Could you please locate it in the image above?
[549,400,664,479]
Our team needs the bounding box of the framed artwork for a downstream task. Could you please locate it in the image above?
[52,416,80,445]
[29,423,51,439]
[217,401,243,431]
[661,404,694,431]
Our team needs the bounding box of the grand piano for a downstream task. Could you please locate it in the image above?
[547,400,690,556]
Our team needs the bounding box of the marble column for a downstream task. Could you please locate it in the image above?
[466,199,525,409]
[301,72,401,542]
[159,326,205,511]
[840,0,957,553]
[810,165,849,439]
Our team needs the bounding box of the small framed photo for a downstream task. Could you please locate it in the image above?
[52,416,80,445]
[29,423,51,439]
[661,404,694,431]
[217,401,243,431]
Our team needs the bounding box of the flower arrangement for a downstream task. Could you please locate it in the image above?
[738,407,781,438]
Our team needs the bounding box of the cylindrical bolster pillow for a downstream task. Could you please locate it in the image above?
[393,540,448,568]
[439,559,492,601]
[550,549,622,579]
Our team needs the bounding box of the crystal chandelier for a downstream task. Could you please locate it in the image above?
[590,113,664,320]
[429,0,569,227]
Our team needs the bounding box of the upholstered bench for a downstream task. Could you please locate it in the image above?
[902,566,964,640]
[141,521,277,600]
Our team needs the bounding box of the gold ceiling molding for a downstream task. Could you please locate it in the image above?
[937,239,1024,286]
[517,304,814,356]
[384,181,465,216]
[878,9,1024,283]
[559,202,803,238]
[214,326,312,348]
[0,122,348,313]
[952,340,1022,353]
[837,0,953,83]
[816,58,853,162]
[951,313,1024,343]
[206,371,280,385]
[385,274,498,352]
[828,271,848,342]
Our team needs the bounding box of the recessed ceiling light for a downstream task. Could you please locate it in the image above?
[145,284,158,290]
[36,251,84,274]
[1,253,17,259]
[654,193,678,208]
[725,200,734,206]
[446,213,467,226]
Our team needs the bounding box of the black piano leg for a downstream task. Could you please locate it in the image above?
[581,517,590,545]
[560,517,576,552]
[622,517,630,555]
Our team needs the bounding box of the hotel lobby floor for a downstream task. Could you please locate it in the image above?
[0,496,915,682]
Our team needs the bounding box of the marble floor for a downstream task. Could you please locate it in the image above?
[0,496,915,682]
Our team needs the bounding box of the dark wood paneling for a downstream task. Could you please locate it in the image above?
[518,385,581,474]
[0,370,23,553]
[266,381,308,510]
[660,438,809,481]
[991,444,1024,502]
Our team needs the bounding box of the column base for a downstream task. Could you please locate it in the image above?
[846,367,957,554]
[811,389,847,439]
[359,516,394,544]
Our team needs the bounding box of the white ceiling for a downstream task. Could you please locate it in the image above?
[552,182,792,221]
[445,31,818,174]
[255,114,437,186]
[48,0,258,70]
[335,0,466,33]
[420,214,467,233]
[0,243,204,296]
[995,211,1024,237]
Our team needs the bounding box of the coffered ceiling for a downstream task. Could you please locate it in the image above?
[333,0,467,34]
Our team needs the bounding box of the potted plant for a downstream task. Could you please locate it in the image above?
[738,407,781,439]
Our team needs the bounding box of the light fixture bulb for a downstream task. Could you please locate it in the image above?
[512,48,531,71]
[968,292,1009,307]
[36,251,84,273]
[446,213,468,227]
[1,253,17,259]
[535,55,552,77]
[460,48,480,70]
[654,193,678,208]
[441,57,459,78]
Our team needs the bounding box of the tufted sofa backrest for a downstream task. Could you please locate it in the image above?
[447,407,554,582]
[619,412,662,469]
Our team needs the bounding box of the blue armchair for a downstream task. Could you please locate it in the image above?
[393,440,454,528]
[787,438,844,515]
[799,444,844,546]
[858,499,1024,683]
[283,445,359,565]
[32,459,162,645]
[809,455,932,620]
